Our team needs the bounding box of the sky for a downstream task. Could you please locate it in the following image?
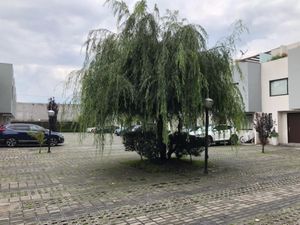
[1,0,300,103]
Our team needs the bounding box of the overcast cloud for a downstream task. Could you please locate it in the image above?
[1,0,300,103]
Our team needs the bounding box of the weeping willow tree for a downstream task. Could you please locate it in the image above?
[69,0,245,159]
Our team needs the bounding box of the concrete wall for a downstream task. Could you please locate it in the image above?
[288,46,300,109]
[234,62,261,113]
[234,62,249,111]
[247,62,262,112]
[278,112,288,144]
[0,63,16,124]
[14,102,77,122]
[271,42,300,57]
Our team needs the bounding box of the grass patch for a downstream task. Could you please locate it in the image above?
[122,158,213,173]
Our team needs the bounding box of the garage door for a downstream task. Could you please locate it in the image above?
[288,113,300,143]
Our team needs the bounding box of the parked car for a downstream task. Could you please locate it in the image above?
[114,126,126,136]
[0,123,64,147]
[115,125,142,136]
[86,126,119,134]
[189,125,237,145]
[86,127,96,133]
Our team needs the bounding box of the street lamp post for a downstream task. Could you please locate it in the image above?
[47,110,55,153]
[204,97,213,174]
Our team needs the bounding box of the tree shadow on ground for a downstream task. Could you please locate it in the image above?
[84,157,218,188]
[121,158,213,174]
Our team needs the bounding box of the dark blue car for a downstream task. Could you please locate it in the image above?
[0,123,64,147]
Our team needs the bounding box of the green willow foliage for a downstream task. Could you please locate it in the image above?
[69,0,245,148]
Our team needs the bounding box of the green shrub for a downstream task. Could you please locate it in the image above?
[271,53,287,61]
[123,130,205,161]
[168,132,205,161]
[269,128,279,138]
[123,130,160,160]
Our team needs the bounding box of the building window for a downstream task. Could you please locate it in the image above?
[270,78,288,96]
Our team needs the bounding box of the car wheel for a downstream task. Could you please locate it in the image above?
[49,138,58,146]
[6,138,17,147]
[239,136,246,143]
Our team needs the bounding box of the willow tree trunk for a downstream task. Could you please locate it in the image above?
[167,115,183,159]
[157,115,167,161]
[177,115,183,133]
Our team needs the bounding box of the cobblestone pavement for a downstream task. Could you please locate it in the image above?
[0,133,300,225]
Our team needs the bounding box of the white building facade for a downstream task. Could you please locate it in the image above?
[235,42,300,144]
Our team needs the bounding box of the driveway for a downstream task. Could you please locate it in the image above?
[0,133,299,224]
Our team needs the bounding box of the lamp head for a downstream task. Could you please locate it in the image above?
[48,110,55,117]
[205,98,214,109]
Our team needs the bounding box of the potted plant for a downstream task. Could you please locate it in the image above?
[269,128,279,145]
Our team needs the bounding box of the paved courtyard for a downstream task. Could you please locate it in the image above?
[0,133,300,225]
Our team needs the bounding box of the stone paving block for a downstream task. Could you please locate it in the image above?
[1,134,300,224]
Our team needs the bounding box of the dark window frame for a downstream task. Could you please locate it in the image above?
[269,78,288,97]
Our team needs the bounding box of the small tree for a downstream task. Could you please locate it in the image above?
[254,113,273,153]
[28,131,46,153]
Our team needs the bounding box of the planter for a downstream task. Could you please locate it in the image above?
[270,137,278,146]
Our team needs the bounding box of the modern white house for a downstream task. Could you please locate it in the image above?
[235,42,300,144]
[0,63,16,124]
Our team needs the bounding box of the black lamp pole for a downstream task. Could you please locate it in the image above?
[47,97,58,153]
[47,110,54,153]
[48,114,52,153]
[204,107,209,174]
[48,127,51,153]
